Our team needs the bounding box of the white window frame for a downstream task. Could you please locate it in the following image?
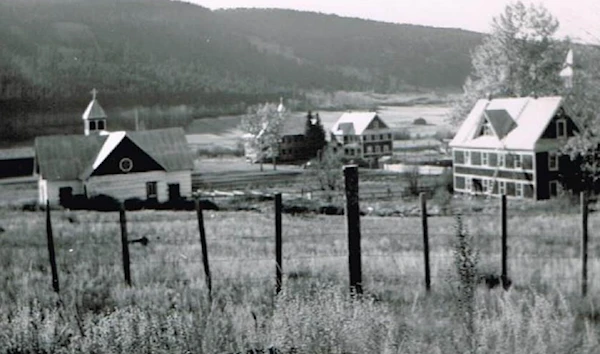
[499,181,506,195]
[465,178,472,192]
[464,150,471,165]
[146,181,158,199]
[482,152,489,166]
[514,154,522,169]
[516,183,524,197]
[556,119,567,138]
[498,153,505,168]
[482,122,493,136]
[548,152,559,171]
[549,181,559,197]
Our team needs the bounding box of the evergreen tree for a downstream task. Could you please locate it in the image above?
[450,1,568,123]
[304,111,327,159]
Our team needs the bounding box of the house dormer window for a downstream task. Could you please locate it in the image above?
[483,121,493,136]
[556,119,567,138]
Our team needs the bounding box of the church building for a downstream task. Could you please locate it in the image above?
[34,90,194,205]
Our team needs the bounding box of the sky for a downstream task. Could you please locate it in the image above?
[189,0,600,44]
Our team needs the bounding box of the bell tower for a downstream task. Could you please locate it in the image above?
[82,88,108,136]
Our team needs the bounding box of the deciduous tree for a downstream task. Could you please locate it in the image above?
[450,1,567,123]
[240,102,286,171]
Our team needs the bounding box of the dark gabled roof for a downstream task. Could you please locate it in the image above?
[280,115,307,136]
[128,128,194,172]
[0,147,35,160]
[484,109,517,139]
[35,128,193,181]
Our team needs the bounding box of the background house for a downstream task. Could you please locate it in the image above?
[330,112,393,162]
[449,95,579,200]
[0,147,34,179]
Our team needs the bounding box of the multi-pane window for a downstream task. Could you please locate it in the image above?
[482,152,489,166]
[482,122,493,136]
[89,120,97,131]
[146,181,157,199]
[556,119,567,138]
[499,181,506,195]
[516,183,524,197]
[498,153,505,168]
[548,153,559,171]
[97,120,105,130]
[464,151,471,165]
[514,154,522,169]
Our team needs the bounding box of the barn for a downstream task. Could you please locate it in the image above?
[0,147,35,179]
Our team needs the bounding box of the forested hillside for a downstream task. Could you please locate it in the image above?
[0,0,482,114]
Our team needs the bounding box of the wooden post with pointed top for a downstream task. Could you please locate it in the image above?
[119,203,132,286]
[344,165,362,295]
[275,193,283,294]
[45,201,60,294]
[195,198,212,301]
[420,193,431,292]
[581,191,589,297]
[501,194,509,290]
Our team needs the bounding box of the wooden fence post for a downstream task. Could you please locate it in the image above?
[420,193,431,292]
[195,198,212,301]
[500,194,509,290]
[581,191,589,297]
[119,203,132,286]
[344,165,362,295]
[45,201,60,293]
[275,193,283,294]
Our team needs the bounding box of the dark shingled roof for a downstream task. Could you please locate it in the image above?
[280,115,307,136]
[484,109,517,139]
[35,128,193,181]
[0,147,35,160]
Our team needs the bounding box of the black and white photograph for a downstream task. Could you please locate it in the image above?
[1,0,599,352]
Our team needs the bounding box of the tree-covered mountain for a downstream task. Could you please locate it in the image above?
[0,0,482,114]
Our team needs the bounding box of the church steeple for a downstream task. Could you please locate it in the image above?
[82,88,108,136]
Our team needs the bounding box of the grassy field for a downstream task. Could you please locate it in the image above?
[1,202,599,353]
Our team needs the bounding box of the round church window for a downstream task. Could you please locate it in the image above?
[119,158,133,173]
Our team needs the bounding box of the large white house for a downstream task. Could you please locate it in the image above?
[330,112,393,161]
[449,95,579,200]
[34,91,194,205]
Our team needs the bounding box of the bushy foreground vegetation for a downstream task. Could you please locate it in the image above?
[0,208,599,353]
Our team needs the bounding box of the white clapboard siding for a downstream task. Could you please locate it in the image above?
[87,171,169,202]
[40,179,83,205]
[165,170,193,197]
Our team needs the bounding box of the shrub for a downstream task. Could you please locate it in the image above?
[413,117,427,125]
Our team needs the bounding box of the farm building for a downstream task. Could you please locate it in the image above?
[449,95,579,200]
[242,99,326,163]
[34,91,194,205]
[330,112,393,162]
[0,147,35,179]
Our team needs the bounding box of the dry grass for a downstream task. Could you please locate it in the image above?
[0,207,599,353]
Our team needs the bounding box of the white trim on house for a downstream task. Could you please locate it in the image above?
[454,173,535,197]
[549,180,559,197]
[453,148,534,172]
[548,152,559,171]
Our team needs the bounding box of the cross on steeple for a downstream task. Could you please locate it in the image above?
[91,88,98,100]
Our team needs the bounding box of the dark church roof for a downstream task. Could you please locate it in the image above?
[35,128,194,181]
